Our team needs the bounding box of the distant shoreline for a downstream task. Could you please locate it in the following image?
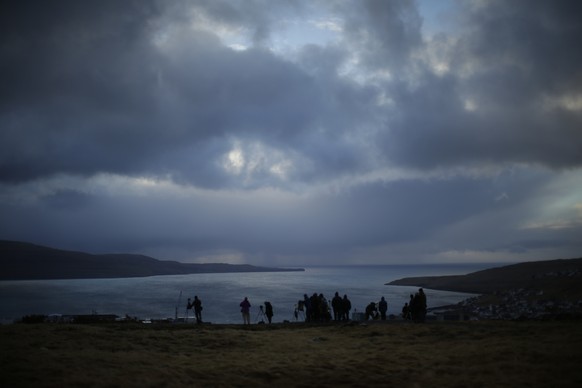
[387,258,582,320]
[0,240,304,281]
[386,257,582,295]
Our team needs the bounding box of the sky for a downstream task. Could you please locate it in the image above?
[1,0,581,266]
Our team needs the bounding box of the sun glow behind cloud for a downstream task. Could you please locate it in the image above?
[221,140,297,185]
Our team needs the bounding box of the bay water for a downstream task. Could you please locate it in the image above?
[0,264,494,324]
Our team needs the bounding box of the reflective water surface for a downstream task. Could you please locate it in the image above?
[0,264,491,324]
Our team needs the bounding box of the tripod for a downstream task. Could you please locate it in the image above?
[184,297,194,323]
[293,304,305,321]
[256,305,267,323]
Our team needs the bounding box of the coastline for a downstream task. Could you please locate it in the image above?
[386,258,582,320]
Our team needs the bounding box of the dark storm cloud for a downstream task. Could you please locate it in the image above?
[459,0,582,92]
[0,0,164,182]
[1,0,581,264]
[155,41,383,188]
[41,189,95,211]
[18,168,577,265]
[0,173,509,263]
[304,0,582,174]
[0,1,162,124]
[0,0,378,188]
[2,0,581,187]
[337,0,423,72]
[374,0,582,170]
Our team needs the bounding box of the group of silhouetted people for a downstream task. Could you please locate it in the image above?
[186,288,428,325]
[401,288,427,322]
[238,297,275,325]
[297,292,353,322]
[364,296,389,320]
[186,296,274,325]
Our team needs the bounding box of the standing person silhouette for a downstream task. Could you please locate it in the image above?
[342,294,352,321]
[418,288,427,322]
[193,295,203,324]
[264,301,274,324]
[378,296,388,320]
[240,297,251,325]
[303,294,312,322]
[332,292,343,321]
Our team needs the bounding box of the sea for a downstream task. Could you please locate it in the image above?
[0,264,496,324]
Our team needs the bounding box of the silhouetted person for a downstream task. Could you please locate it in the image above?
[378,296,388,320]
[303,294,312,322]
[240,297,251,325]
[310,293,320,321]
[193,295,203,324]
[365,302,378,320]
[264,301,274,324]
[418,288,427,322]
[342,294,352,321]
[409,293,417,321]
[402,302,411,320]
[332,292,343,321]
[410,290,427,323]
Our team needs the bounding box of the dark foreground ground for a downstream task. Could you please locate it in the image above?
[2,320,582,388]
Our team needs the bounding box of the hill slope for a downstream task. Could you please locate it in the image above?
[0,241,303,280]
[387,258,582,298]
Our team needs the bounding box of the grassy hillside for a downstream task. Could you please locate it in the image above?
[2,321,581,387]
[387,258,582,299]
[0,240,303,280]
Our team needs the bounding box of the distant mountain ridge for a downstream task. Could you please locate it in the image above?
[0,241,304,280]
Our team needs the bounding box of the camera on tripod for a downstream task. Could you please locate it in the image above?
[256,301,273,324]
